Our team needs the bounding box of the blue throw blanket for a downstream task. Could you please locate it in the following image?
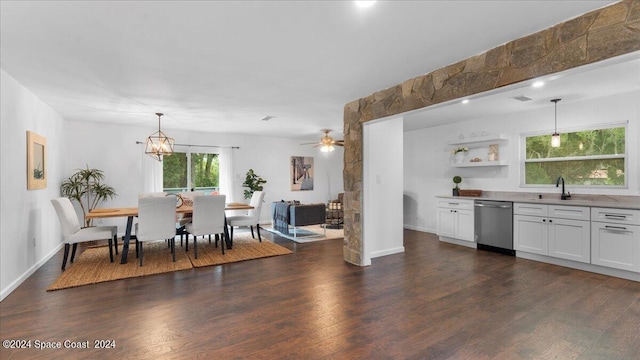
[273,202,291,235]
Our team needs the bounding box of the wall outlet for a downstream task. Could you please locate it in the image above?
[32,237,36,247]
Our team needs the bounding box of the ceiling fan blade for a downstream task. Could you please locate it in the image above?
[300,142,320,145]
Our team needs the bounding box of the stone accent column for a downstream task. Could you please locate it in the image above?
[342,0,640,265]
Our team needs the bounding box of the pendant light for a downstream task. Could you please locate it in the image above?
[145,113,174,161]
[550,98,561,148]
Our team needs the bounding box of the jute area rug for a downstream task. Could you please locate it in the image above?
[263,224,344,243]
[47,232,291,291]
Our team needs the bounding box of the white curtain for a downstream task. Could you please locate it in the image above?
[141,148,163,193]
[219,147,236,203]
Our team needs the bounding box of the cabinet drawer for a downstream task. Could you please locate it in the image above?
[437,199,474,210]
[591,208,640,226]
[548,205,590,221]
[514,203,548,216]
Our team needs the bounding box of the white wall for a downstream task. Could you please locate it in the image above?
[1,70,66,300]
[404,91,640,233]
[364,117,404,265]
[64,119,344,232]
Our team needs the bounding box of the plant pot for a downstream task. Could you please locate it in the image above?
[452,188,460,196]
[454,152,466,163]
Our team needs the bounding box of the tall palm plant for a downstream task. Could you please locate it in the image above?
[60,166,117,226]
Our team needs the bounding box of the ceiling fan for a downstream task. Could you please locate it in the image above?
[301,129,344,152]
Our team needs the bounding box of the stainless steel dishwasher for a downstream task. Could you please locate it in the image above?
[474,200,514,255]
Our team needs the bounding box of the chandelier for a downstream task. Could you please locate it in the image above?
[145,113,174,161]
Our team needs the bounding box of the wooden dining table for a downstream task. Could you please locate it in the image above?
[86,203,253,264]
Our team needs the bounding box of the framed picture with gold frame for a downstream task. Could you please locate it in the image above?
[27,131,47,190]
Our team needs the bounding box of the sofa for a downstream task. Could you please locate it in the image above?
[271,202,326,236]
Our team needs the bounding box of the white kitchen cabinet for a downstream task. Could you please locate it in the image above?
[548,217,591,263]
[437,199,474,242]
[513,203,590,263]
[514,214,548,255]
[591,207,640,273]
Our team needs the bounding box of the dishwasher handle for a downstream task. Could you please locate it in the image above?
[475,203,512,209]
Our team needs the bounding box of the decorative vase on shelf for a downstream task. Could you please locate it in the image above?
[455,152,466,163]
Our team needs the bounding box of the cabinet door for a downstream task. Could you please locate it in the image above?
[514,215,548,255]
[437,208,456,238]
[548,219,590,263]
[456,209,474,242]
[591,222,640,272]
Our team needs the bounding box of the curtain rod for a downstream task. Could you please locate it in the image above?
[136,141,239,149]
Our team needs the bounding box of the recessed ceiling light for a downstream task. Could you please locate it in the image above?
[532,81,545,88]
[355,1,376,8]
[461,99,470,104]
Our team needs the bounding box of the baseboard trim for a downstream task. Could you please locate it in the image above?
[1,243,63,302]
[516,252,640,282]
[370,246,405,259]
[403,224,436,233]
[438,236,477,249]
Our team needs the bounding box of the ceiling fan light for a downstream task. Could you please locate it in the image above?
[321,144,335,152]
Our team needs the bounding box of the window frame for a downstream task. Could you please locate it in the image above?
[163,147,220,194]
[519,121,628,189]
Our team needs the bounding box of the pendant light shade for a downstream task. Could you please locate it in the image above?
[550,99,561,148]
[145,113,174,161]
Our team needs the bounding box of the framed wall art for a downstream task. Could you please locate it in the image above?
[290,156,314,191]
[27,130,47,190]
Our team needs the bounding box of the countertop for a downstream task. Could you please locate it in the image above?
[437,191,640,210]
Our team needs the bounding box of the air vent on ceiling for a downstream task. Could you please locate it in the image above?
[512,95,533,102]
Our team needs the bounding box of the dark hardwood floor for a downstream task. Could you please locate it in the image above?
[1,230,639,359]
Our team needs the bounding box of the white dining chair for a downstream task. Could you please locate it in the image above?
[185,194,227,258]
[51,197,118,271]
[135,195,177,266]
[177,191,204,246]
[227,191,265,242]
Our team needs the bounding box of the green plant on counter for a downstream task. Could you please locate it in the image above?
[452,176,462,190]
[242,169,267,199]
[60,166,117,227]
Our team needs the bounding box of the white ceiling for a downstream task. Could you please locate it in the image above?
[403,53,640,131]
[0,0,618,143]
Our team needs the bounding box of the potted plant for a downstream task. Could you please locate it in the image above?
[451,146,468,163]
[242,169,267,199]
[60,166,117,226]
[452,175,462,196]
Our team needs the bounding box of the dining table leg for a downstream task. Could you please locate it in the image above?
[120,216,134,264]
[224,216,232,249]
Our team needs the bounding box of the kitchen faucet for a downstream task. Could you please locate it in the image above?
[556,176,571,200]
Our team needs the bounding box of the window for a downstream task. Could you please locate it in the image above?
[163,152,219,194]
[523,125,626,186]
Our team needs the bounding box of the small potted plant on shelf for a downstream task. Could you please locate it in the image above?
[452,176,462,196]
[451,147,468,163]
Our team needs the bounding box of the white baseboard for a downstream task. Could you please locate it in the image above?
[370,246,405,259]
[1,243,63,302]
[517,252,640,282]
[403,224,436,233]
[438,236,477,249]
